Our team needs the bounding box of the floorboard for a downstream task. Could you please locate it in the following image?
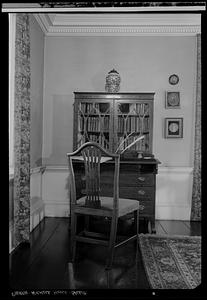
[15,219,70,289]
[9,217,201,290]
[10,217,62,288]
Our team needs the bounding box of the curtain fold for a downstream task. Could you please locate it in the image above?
[191,34,201,221]
[13,13,31,247]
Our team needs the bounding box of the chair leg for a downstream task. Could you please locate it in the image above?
[68,262,76,289]
[134,210,139,251]
[70,212,77,262]
[106,216,118,270]
[84,215,90,231]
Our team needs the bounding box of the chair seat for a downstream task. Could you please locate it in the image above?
[76,196,139,217]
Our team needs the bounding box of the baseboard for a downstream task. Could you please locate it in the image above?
[30,202,45,232]
[9,221,14,254]
[155,205,191,220]
[44,200,69,217]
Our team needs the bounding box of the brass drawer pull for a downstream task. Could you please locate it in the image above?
[139,205,145,210]
[138,189,145,195]
[138,176,145,182]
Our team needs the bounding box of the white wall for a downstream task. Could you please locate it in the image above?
[40,35,197,220]
[9,14,16,175]
[30,15,45,229]
[43,36,196,167]
[30,15,44,168]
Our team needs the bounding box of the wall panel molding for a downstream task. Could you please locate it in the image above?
[41,165,193,220]
[44,200,69,218]
[156,166,193,220]
[158,166,193,173]
[30,167,45,231]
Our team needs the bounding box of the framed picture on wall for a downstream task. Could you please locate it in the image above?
[165,91,180,109]
[164,118,183,138]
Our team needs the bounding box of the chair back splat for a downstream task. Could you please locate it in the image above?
[82,146,101,208]
[67,142,120,211]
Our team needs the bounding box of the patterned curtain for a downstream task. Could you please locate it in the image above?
[13,14,31,247]
[191,34,201,221]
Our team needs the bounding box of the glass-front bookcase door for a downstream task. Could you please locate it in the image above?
[114,100,153,154]
[74,99,113,151]
[73,93,154,155]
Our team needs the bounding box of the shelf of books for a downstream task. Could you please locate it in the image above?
[76,101,111,150]
[73,92,154,154]
[115,102,151,153]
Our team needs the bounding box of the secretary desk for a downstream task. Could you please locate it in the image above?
[72,92,160,233]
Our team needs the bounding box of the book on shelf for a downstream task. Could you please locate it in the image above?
[118,115,149,133]
[136,103,149,116]
[78,115,110,133]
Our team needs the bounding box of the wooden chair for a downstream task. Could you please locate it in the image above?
[67,142,139,270]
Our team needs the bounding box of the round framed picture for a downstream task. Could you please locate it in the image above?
[169,74,179,85]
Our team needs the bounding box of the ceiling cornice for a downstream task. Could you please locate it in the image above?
[33,14,50,34]
[51,13,201,26]
[34,13,201,36]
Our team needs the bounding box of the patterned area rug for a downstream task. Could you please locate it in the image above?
[139,234,201,289]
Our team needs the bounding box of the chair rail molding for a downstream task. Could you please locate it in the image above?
[33,13,201,36]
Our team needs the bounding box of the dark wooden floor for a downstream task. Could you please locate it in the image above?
[9,217,201,290]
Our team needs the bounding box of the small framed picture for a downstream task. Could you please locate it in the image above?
[165,91,180,109]
[169,74,179,85]
[164,118,183,138]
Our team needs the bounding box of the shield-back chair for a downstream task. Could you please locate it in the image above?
[67,142,139,270]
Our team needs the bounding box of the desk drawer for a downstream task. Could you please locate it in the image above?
[122,201,153,216]
[119,187,154,201]
[102,174,154,186]
[137,174,154,186]
[139,201,153,215]
[119,174,154,187]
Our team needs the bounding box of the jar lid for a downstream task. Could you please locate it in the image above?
[108,69,119,74]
